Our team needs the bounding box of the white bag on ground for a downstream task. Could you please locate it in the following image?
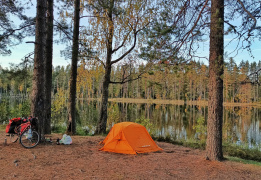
[59,134,72,145]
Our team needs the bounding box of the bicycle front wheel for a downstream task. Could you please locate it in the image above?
[19,129,40,148]
[10,133,18,143]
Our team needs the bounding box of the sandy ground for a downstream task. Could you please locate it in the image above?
[0,131,261,180]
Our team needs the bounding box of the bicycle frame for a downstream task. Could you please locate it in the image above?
[7,117,40,148]
[15,122,31,135]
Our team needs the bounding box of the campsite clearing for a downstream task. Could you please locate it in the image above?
[0,131,261,179]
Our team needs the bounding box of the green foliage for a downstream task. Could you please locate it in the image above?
[135,116,155,135]
[193,115,207,140]
[107,102,120,125]
[76,125,96,136]
[51,124,67,134]
[148,71,154,75]
[0,99,30,122]
[10,102,30,118]
[20,100,31,117]
[51,88,67,119]
[155,136,206,150]
[75,126,88,136]
[223,144,261,162]
[0,100,9,122]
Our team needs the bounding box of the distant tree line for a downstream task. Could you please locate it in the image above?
[1,58,261,103]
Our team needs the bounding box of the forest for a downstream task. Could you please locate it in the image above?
[0,58,261,104]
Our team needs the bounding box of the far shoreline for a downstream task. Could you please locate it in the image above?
[79,98,261,107]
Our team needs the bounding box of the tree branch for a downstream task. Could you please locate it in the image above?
[176,0,209,52]
[110,71,145,84]
[54,19,73,40]
[236,0,257,35]
[111,20,150,65]
[81,55,105,68]
[241,68,261,85]
[0,23,35,39]
[112,31,131,54]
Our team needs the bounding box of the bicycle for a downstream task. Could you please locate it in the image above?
[6,117,40,148]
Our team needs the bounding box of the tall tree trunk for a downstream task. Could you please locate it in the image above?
[96,2,114,134]
[96,56,112,134]
[31,0,47,139]
[44,0,53,134]
[206,0,224,161]
[67,0,80,135]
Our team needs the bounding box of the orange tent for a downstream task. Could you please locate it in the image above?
[99,122,162,154]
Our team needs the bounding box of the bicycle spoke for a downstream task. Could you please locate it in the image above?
[20,130,40,148]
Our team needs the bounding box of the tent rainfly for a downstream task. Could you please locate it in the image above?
[99,122,162,154]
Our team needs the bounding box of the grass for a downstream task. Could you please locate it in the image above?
[223,144,261,162]
[225,156,261,166]
[154,136,206,150]
[154,136,261,163]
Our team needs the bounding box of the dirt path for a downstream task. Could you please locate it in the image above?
[0,131,261,180]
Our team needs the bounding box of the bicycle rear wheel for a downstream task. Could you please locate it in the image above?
[19,129,40,148]
[10,134,18,143]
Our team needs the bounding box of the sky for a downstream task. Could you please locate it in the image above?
[1,2,260,69]
[1,1,72,69]
[1,38,70,68]
[1,34,260,69]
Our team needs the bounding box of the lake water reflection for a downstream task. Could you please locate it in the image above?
[70,100,260,150]
[1,99,260,150]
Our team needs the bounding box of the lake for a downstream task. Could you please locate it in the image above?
[1,98,260,150]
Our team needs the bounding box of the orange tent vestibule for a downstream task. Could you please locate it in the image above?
[99,122,162,154]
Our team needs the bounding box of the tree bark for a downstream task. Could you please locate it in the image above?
[96,1,114,134]
[44,0,53,135]
[96,64,112,134]
[206,0,224,161]
[31,0,47,139]
[67,0,80,135]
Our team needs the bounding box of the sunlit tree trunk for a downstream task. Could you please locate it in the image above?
[44,0,53,134]
[31,0,47,139]
[67,0,80,135]
[206,0,224,161]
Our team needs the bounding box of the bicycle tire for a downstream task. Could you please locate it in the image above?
[19,129,40,148]
[10,134,18,143]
